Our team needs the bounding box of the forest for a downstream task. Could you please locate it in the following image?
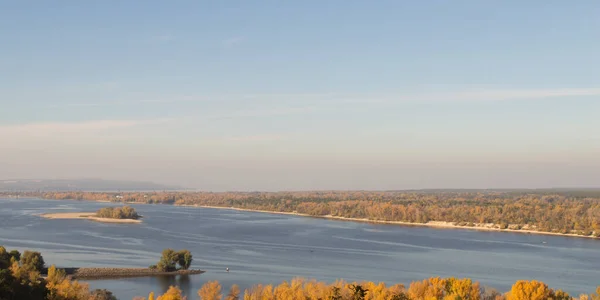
[13,190,600,237]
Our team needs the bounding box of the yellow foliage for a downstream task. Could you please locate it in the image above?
[157,286,184,300]
[199,281,223,300]
[226,284,241,300]
[47,275,90,300]
[507,280,552,300]
[144,277,596,300]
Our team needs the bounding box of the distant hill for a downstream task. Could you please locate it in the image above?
[0,179,185,192]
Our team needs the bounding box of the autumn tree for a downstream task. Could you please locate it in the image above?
[507,280,552,300]
[157,285,184,300]
[226,284,240,300]
[199,280,223,300]
[46,264,91,300]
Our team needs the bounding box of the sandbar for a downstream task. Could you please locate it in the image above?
[40,212,141,224]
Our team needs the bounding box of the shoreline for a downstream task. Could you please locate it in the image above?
[27,197,597,240]
[180,204,599,240]
[40,212,142,224]
[42,267,204,280]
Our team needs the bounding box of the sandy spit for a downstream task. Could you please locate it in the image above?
[39,212,141,224]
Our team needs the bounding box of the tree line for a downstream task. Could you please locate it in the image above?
[140,277,600,300]
[19,190,600,237]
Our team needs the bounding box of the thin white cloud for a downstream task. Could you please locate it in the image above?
[423,88,600,102]
[222,134,285,142]
[0,119,169,138]
[345,87,600,104]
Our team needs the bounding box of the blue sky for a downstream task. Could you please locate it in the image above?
[1,1,599,190]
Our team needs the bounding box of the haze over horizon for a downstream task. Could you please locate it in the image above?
[2,2,599,191]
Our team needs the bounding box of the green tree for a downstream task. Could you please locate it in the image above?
[8,250,20,262]
[177,250,193,270]
[21,251,45,272]
[90,289,118,300]
[157,249,178,272]
[349,284,368,300]
[0,268,17,299]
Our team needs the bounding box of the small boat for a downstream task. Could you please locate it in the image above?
[226,268,229,272]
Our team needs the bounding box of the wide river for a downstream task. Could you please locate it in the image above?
[0,198,599,299]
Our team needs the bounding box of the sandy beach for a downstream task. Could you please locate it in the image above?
[182,204,599,240]
[40,212,142,224]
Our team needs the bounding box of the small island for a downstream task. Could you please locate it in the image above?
[53,248,201,280]
[40,206,142,224]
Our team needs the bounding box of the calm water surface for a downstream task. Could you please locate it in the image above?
[1,198,599,299]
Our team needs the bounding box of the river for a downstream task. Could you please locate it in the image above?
[0,197,598,299]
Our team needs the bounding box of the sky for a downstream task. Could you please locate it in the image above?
[1,1,599,191]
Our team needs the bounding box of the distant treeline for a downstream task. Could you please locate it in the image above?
[9,190,600,237]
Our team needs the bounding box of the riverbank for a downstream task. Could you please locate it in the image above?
[39,212,142,224]
[181,204,599,240]
[43,267,204,279]
[30,197,597,239]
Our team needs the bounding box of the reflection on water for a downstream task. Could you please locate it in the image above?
[1,198,600,300]
[154,275,191,296]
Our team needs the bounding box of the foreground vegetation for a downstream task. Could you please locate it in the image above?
[3,245,600,299]
[0,246,195,300]
[20,190,600,237]
[141,277,600,300]
[96,206,140,220]
[0,246,116,300]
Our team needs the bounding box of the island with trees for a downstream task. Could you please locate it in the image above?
[19,190,600,238]
[39,206,142,224]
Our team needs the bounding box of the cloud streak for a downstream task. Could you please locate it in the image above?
[344,87,600,104]
[221,134,285,142]
[0,119,169,138]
